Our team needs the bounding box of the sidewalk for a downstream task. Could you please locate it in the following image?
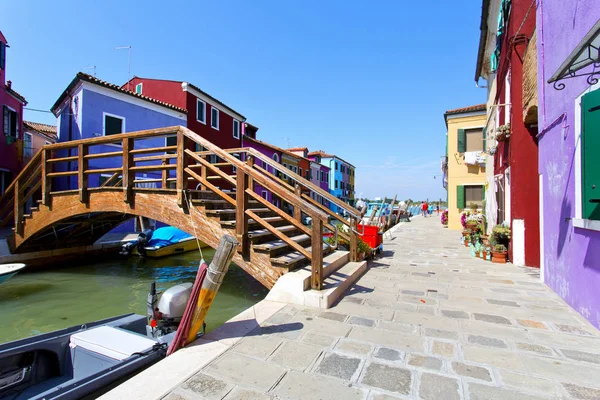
[119,216,600,400]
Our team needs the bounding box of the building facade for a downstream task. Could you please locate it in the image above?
[22,121,57,163]
[443,105,487,231]
[0,30,27,194]
[308,151,355,213]
[536,0,600,329]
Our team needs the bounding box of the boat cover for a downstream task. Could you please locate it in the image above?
[70,326,157,361]
[146,227,193,249]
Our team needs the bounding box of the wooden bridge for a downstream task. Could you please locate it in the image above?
[0,126,363,290]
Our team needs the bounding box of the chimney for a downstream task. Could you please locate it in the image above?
[6,80,11,90]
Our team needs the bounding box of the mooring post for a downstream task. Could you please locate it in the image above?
[186,234,239,344]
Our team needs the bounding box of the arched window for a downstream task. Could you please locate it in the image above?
[272,154,279,163]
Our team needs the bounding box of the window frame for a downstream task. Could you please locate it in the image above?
[3,105,18,138]
[102,112,126,137]
[233,119,240,139]
[211,107,219,130]
[135,83,143,94]
[196,99,206,124]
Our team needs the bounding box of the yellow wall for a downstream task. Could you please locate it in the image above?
[446,112,487,230]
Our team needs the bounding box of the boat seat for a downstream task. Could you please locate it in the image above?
[70,326,157,361]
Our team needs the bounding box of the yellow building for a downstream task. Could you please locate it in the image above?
[444,104,487,230]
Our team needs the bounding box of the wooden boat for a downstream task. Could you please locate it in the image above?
[0,263,26,284]
[122,226,205,258]
[132,236,200,258]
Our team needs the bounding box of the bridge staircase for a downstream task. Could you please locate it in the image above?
[0,126,366,306]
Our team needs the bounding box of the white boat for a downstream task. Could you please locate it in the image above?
[0,263,26,284]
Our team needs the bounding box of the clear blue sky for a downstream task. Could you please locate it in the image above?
[2,0,485,201]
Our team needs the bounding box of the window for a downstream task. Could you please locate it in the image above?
[0,170,12,195]
[103,113,125,136]
[581,89,600,220]
[457,128,484,152]
[197,99,206,124]
[335,180,338,189]
[0,42,5,70]
[232,153,240,174]
[335,162,338,170]
[3,106,18,138]
[299,168,303,177]
[456,185,485,209]
[273,154,279,163]
[306,170,310,180]
[211,107,219,130]
[341,165,345,173]
[233,119,240,139]
[24,133,32,159]
[166,135,177,154]
[261,190,268,200]
[135,83,143,94]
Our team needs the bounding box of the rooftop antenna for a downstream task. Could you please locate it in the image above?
[83,65,97,77]
[282,136,291,148]
[114,46,132,90]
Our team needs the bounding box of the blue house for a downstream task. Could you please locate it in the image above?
[307,150,356,214]
[50,72,188,231]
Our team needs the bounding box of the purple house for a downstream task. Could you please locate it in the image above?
[240,135,283,207]
[537,1,600,328]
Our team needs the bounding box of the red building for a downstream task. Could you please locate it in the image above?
[123,77,246,150]
[476,0,539,267]
[0,31,27,194]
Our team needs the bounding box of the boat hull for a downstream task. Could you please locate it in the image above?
[132,237,205,258]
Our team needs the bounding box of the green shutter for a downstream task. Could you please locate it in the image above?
[582,89,600,220]
[482,127,487,151]
[457,185,465,209]
[482,185,486,201]
[457,129,466,152]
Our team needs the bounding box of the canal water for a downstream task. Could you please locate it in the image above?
[0,248,268,344]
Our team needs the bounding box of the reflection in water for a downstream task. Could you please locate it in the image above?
[1,248,268,344]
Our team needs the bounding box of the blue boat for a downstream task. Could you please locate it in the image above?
[0,263,26,284]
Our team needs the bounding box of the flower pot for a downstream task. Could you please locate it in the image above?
[491,250,507,264]
[358,252,365,260]
[482,251,487,260]
[464,240,469,247]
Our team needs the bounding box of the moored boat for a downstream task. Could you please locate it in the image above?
[121,226,205,258]
[0,263,26,284]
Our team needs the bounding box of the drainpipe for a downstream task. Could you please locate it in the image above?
[538,0,546,127]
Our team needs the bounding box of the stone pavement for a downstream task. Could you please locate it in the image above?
[163,216,600,400]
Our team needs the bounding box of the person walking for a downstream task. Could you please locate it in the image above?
[421,201,428,217]
[436,202,440,215]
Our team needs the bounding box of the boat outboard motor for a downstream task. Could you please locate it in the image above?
[120,229,154,256]
[146,282,193,338]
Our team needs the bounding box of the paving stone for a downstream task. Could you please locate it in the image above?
[332,302,395,321]
[499,371,558,396]
[402,289,425,296]
[560,349,600,364]
[318,311,348,322]
[487,299,521,307]
[417,306,436,315]
[412,272,431,277]
[301,332,336,347]
[473,313,512,325]
[401,295,438,305]
[374,347,403,361]
[432,341,455,358]
[370,393,403,400]
[223,387,271,400]
[462,346,525,371]
[554,324,594,336]
[316,352,362,380]
[181,373,234,399]
[520,354,600,386]
[272,370,365,400]
[469,382,548,400]
[516,342,553,355]
[428,292,449,300]
[419,372,460,400]
[335,339,372,355]
[263,312,294,326]
[468,335,507,348]
[517,319,548,330]
[490,288,519,293]
[377,321,418,335]
[348,316,375,327]
[361,362,412,395]
[163,389,201,400]
[488,279,515,285]
[407,354,443,370]
[205,353,284,391]
[341,296,364,305]
[452,362,492,382]
[289,315,352,337]
[441,310,470,319]
[270,341,322,370]
[233,336,282,359]
[348,326,424,352]
[424,327,459,340]
[562,383,600,400]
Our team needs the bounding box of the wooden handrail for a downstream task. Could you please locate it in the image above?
[0,150,42,208]
[44,126,181,150]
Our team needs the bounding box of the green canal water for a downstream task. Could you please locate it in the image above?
[0,249,269,344]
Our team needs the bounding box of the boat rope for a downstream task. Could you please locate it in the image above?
[183,189,205,262]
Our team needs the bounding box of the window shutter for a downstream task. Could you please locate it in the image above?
[457,185,465,209]
[0,42,5,70]
[481,185,486,201]
[482,127,487,151]
[3,106,9,136]
[457,129,466,152]
[581,89,600,220]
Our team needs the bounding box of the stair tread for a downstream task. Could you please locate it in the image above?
[206,208,270,215]
[270,243,332,266]
[253,234,311,251]
[221,216,283,227]
[248,225,298,238]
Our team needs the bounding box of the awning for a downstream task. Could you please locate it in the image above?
[548,19,600,90]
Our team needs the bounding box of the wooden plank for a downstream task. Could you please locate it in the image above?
[294,185,302,222]
[129,164,177,172]
[246,210,311,259]
[78,144,88,203]
[133,154,177,163]
[162,159,168,189]
[14,179,22,236]
[18,181,42,207]
[236,168,249,257]
[17,164,42,194]
[46,171,78,177]
[177,134,184,207]
[41,148,50,206]
[185,168,236,206]
[350,218,358,262]
[385,195,397,231]
[184,149,236,186]
[83,167,122,175]
[130,145,177,155]
[100,172,121,188]
[0,150,42,208]
[301,193,350,227]
[83,151,123,160]
[246,189,311,236]
[367,205,378,225]
[122,138,133,204]
[46,126,181,150]
[46,155,78,163]
[311,217,323,290]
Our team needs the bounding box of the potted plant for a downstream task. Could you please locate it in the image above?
[491,244,508,263]
[441,210,448,227]
[464,233,471,247]
[482,246,488,261]
[495,124,511,142]
[490,224,511,248]
[356,239,371,260]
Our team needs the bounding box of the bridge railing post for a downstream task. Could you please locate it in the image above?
[294,184,302,223]
[14,179,22,236]
[350,217,358,262]
[122,138,133,204]
[78,143,88,203]
[311,215,324,290]
[41,148,50,206]
[176,133,185,207]
[236,167,250,258]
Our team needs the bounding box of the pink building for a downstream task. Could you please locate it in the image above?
[0,30,27,194]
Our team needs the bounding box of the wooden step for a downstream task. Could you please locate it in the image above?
[270,243,333,268]
[248,225,299,242]
[220,216,285,229]
[205,208,272,221]
[253,234,311,256]
[192,198,260,210]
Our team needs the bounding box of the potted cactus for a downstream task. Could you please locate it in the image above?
[491,244,508,263]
